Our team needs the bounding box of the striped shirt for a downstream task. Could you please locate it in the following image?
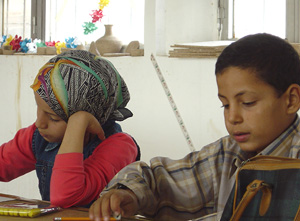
[102,116,300,220]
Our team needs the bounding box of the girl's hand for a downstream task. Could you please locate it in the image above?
[58,111,105,154]
[89,189,139,221]
[70,111,105,141]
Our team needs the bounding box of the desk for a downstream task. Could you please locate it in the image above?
[0,194,152,221]
[0,208,89,221]
[0,193,89,221]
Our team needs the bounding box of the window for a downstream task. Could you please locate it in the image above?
[231,0,285,39]
[1,0,144,45]
[45,0,144,44]
[1,0,31,38]
[219,0,300,43]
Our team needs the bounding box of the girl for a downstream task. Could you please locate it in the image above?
[0,50,140,208]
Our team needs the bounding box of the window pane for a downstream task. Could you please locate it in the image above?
[3,0,31,38]
[106,0,145,44]
[45,0,144,45]
[233,0,286,39]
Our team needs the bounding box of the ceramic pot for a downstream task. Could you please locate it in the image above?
[95,25,122,55]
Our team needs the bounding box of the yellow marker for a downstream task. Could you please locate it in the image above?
[0,206,60,217]
[0,208,41,217]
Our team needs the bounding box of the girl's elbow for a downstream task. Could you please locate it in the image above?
[50,194,76,208]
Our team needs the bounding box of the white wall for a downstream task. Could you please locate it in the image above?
[155,0,219,54]
[0,0,228,200]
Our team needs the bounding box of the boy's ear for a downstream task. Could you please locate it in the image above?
[285,84,300,114]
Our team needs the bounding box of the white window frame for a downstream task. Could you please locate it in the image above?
[0,1,3,35]
[31,0,46,40]
[219,0,300,43]
[286,0,300,42]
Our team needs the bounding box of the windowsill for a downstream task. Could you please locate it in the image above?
[168,41,300,58]
[0,50,145,58]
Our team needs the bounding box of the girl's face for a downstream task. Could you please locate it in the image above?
[217,67,294,154]
[34,92,67,143]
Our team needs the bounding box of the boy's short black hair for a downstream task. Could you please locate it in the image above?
[215,33,300,96]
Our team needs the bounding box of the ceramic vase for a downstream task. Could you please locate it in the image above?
[95,24,122,55]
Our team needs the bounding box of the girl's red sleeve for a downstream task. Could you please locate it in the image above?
[50,132,138,208]
[0,124,36,181]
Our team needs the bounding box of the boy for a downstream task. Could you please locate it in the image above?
[89,33,300,220]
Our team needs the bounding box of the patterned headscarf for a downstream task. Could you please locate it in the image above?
[31,50,132,125]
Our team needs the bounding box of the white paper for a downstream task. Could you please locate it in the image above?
[0,196,15,202]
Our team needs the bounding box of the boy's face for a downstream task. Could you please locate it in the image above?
[34,92,67,143]
[217,67,293,154]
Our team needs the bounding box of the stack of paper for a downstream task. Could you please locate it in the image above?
[169,41,234,58]
[169,41,300,58]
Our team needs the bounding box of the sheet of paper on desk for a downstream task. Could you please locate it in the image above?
[0,196,15,202]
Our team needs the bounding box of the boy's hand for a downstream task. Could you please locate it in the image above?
[89,189,139,221]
